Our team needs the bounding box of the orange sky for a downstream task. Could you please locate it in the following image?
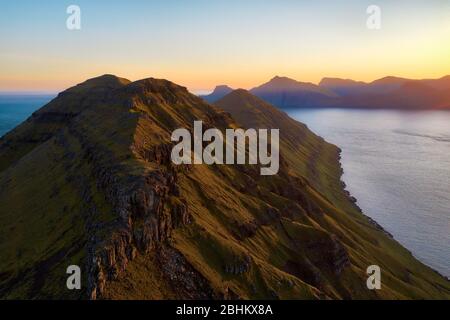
[1,1,449,94]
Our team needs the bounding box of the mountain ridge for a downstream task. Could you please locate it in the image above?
[0,76,449,299]
[206,75,450,109]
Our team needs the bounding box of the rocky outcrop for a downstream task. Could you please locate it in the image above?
[85,154,193,299]
[158,246,217,299]
[306,234,350,276]
[224,255,252,275]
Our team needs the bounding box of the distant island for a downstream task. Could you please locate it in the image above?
[201,75,450,109]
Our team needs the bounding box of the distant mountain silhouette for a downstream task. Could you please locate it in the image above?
[321,76,425,96]
[423,75,450,91]
[200,85,233,103]
[319,78,367,96]
[245,75,450,109]
[249,76,337,108]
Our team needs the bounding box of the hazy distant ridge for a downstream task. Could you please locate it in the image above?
[206,75,450,109]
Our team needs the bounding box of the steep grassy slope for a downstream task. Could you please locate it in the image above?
[215,89,342,199]
[213,90,450,299]
[0,76,449,299]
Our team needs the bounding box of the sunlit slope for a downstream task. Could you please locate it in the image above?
[0,76,448,299]
[215,89,450,299]
[215,89,342,196]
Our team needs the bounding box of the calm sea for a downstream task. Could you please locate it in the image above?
[288,108,450,277]
[0,95,54,137]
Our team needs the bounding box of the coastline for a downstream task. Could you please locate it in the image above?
[335,148,450,281]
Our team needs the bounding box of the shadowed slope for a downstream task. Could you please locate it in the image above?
[200,85,234,103]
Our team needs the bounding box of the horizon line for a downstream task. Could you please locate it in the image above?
[2,73,450,96]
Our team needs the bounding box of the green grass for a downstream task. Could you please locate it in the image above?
[0,76,449,299]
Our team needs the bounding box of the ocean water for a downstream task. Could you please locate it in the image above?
[288,108,450,277]
[0,95,54,137]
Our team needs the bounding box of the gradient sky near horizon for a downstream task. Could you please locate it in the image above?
[1,0,450,94]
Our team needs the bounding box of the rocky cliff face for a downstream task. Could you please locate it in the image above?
[0,75,449,300]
